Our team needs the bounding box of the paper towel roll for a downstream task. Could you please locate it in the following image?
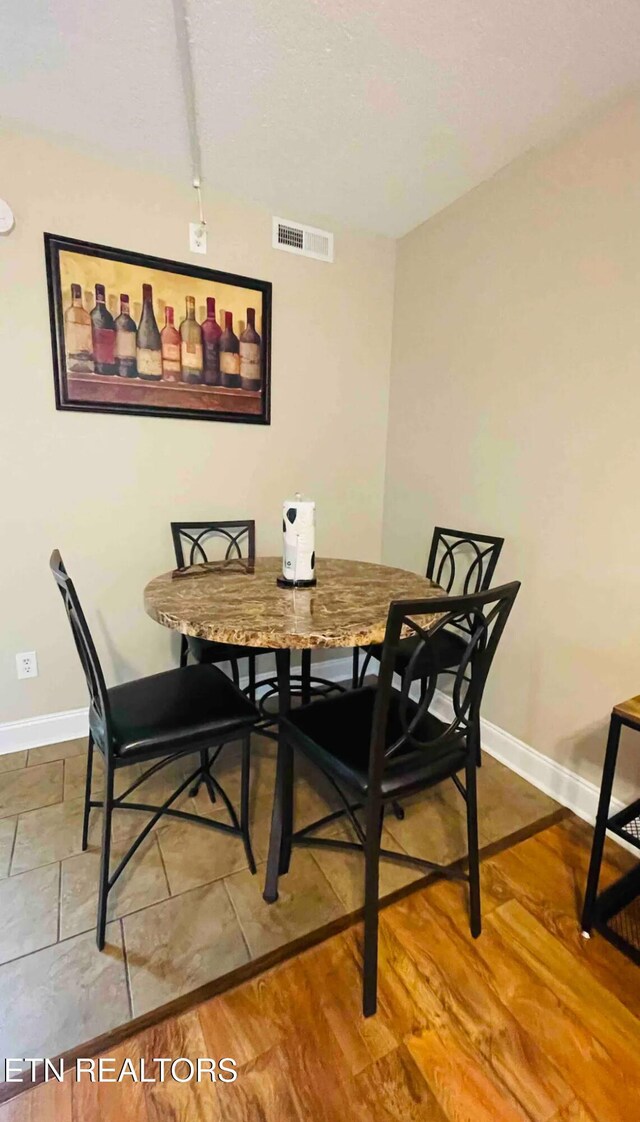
[282,496,316,584]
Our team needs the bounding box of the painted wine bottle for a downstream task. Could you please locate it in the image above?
[114,293,137,377]
[136,284,162,381]
[64,284,94,373]
[161,306,181,382]
[202,296,221,385]
[90,283,116,374]
[180,296,204,383]
[239,307,261,391]
[220,311,240,388]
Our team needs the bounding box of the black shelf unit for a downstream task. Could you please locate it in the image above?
[582,701,640,964]
[607,799,640,847]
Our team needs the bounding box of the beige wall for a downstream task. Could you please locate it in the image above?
[383,94,640,801]
[0,127,395,723]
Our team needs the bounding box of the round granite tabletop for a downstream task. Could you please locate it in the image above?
[144,556,444,650]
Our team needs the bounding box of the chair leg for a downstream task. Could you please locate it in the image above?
[81,733,95,852]
[390,674,411,821]
[248,654,257,703]
[229,658,240,687]
[241,734,256,874]
[277,649,293,875]
[352,647,360,689]
[264,649,293,903]
[96,764,114,951]
[179,635,189,668]
[301,650,311,705]
[358,649,374,688]
[363,798,384,1017]
[263,729,293,902]
[582,715,622,934]
[475,713,482,767]
[280,746,294,875]
[465,755,481,939]
[204,749,219,803]
[189,748,217,802]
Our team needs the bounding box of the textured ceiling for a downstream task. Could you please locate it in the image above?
[2,0,640,236]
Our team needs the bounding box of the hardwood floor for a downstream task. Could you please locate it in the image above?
[2,816,638,1121]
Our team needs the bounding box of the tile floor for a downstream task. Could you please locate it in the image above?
[0,732,560,1071]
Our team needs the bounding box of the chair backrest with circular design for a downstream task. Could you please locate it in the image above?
[171,520,256,569]
[426,527,504,598]
[368,581,520,787]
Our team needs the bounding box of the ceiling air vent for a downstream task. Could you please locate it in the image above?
[272,217,334,263]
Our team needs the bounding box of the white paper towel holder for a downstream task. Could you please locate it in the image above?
[278,493,317,588]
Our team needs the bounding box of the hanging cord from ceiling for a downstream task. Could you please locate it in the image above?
[172,0,205,228]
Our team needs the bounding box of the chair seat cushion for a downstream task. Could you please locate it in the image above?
[96,664,259,760]
[188,637,274,663]
[284,686,467,798]
[364,627,467,679]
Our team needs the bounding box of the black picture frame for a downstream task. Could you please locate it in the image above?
[44,233,271,425]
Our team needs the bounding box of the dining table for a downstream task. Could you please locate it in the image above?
[144,555,445,898]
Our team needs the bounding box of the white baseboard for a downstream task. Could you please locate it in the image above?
[1,656,630,854]
[0,707,89,755]
[429,688,624,822]
[429,688,637,853]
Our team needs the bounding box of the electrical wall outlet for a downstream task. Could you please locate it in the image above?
[189,222,207,254]
[16,651,38,679]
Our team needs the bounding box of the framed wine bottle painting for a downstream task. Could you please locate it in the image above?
[44,233,271,425]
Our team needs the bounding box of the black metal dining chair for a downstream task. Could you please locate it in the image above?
[264,581,520,1016]
[51,550,260,950]
[353,527,504,693]
[171,520,276,701]
[171,519,317,721]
